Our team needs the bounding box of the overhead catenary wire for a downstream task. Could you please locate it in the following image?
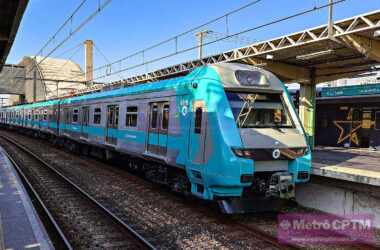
[62,0,266,82]
[56,45,83,77]
[33,0,112,73]
[89,0,347,83]
[4,0,113,87]
[93,42,125,79]
[27,0,113,76]
[34,0,88,58]
[55,42,83,59]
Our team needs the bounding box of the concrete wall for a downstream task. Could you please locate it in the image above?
[296,176,380,228]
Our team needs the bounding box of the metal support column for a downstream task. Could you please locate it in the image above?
[195,30,211,59]
[328,0,334,37]
[33,70,37,102]
[299,70,316,148]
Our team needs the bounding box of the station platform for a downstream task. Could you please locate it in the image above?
[312,146,380,186]
[0,147,53,250]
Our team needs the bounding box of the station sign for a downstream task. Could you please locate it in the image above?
[321,83,380,98]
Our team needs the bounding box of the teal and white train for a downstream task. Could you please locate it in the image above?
[0,63,311,213]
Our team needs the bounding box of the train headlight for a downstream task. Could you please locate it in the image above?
[243,150,252,157]
[232,148,245,157]
[232,148,253,158]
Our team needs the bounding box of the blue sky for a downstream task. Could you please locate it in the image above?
[7,0,380,82]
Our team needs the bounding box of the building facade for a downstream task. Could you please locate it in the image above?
[9,56,87,104]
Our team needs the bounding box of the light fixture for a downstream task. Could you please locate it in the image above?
[296,49,334,60]
[266,54,274,60]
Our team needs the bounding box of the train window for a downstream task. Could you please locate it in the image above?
[115,106,119,126]
[82,107,89,126]
[194,107,203,134]
[93,107,101,124]
[72,109,79,123]
[162,104,170,130]
[226,92,295,129]
[43,110,48,121]
[64,108,70,123]
[151,105,158,129]
[126,106,138,127]
[376,112,380,130]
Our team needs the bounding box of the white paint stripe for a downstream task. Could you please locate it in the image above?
[25,243,41,248]
[320,165,380,179]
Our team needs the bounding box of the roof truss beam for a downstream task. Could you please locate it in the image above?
[62,10,380,98]
[336,33,380,62]
[241,57,311,83]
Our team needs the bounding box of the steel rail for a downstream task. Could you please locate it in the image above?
[1,146,73,250]
[0,134,156,250]
[231,219,301,250]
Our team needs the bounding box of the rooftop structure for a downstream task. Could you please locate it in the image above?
[9,56,87,104]
[0,0,28,71]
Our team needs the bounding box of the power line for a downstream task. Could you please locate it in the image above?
[35,0,88,58]
[93,42,124,79]
[90,0,347,83]
[55,42,83,59]
[28,0,112,73]
[56,45,83,75]
[62,0,265,82]
[4,0,113,95]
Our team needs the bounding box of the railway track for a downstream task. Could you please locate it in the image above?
[2,130,375,249]
[0,135,155,250]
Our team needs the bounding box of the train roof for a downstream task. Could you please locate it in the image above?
[2,63,284,109]
[60,67,204,104]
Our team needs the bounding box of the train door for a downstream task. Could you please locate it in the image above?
[62,107,69,133]
[54,105,60,134]
[106,104,119,145]
[37,109,41,129]
[146,102,169,156]
[189,101,207,164]
[81,106,89,138]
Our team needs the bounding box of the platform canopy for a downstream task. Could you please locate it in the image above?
[0,0,28,72]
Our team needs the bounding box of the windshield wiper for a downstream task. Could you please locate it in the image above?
[236,95,257,128]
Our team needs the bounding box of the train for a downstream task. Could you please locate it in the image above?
[0,63,311,213]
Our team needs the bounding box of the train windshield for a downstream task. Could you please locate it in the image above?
[226,92,295,129]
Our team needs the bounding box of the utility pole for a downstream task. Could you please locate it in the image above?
[196,30,212,59]
[84,40,94,87]
[328,0,334,37]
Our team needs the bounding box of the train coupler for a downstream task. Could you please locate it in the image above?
[266,172,295,199]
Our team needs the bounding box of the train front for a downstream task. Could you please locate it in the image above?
[210,63,311,213]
